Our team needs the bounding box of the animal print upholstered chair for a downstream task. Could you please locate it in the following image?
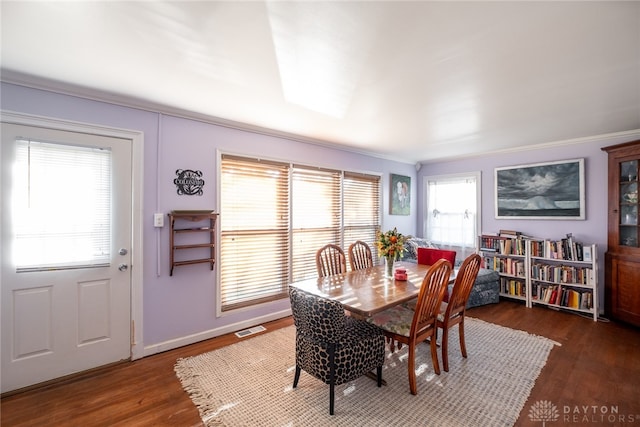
[288,287,386,415]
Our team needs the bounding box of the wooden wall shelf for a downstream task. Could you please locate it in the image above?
[168,211,218,276]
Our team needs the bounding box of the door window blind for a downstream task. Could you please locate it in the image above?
[13,139,112,270]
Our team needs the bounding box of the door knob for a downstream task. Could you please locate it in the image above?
[118,264,128,271]
[119,248,128,255]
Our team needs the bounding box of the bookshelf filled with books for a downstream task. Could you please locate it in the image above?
[528,236,598,321]
[478,231,528,303]
[478,231,599,321]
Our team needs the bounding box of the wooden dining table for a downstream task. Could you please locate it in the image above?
[288,261,456,318]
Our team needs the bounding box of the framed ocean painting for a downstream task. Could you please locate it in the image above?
[495,158,585,220]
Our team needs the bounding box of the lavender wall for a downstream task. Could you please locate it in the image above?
[417,133,640,311]
[5,82,637,348]
[1,82,418,352]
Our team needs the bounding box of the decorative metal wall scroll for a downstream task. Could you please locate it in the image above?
[174,169,205,196]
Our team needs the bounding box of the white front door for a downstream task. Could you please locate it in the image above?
[1,122,133,393]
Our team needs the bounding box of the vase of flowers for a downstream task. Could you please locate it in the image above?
[375,227,409,278]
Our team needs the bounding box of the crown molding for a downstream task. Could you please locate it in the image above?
[0,69,411,164]
[3,69,638,167]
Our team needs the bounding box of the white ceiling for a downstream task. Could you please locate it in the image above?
[1,1,639,164]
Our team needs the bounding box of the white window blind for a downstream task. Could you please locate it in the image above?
[220,154,381,311]
[344,172,381,263]
[13,139,112,270]
[220,155,290,311]
[291,165,341,281]
[425,173,480,251]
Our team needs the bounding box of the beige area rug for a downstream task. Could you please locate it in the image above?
[175,318,559,427]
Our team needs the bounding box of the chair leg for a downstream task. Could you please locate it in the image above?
[376,366,383,387]
[293,366,301,388]
[329,344,336,415]
[459,318,467,358]
[329,382,335,415]
[430,333,441,376]
[442,327,450,372]
[408,344,417,395]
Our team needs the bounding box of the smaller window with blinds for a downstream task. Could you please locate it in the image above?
[424,172,481,254]
[12,139,112,271]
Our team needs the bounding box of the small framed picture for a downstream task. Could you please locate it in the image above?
[390,174,411,215]
[583,246,592,262]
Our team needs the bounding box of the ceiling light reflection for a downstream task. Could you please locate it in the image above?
[267,2,380,118]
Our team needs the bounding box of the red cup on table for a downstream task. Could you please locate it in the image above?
[394,267,407,281]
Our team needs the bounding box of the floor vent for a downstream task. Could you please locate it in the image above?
[234,325,266,338]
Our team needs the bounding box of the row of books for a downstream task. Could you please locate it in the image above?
[479,235,526,256]
[529,234,591,262]
[532,284,593,310]
[530,263,595,285]
[484,256,525,277]
[499,277,526,297]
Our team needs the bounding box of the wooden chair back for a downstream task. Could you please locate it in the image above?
[348,240,373,271]
[446,253,482,320]
[437,253,482,372]
[411,259,453,339]
[316,244,347,277]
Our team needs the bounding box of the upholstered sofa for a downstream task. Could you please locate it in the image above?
[401,237,500,309]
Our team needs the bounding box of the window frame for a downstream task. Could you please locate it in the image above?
[422,171,482,254]
[217,152,381,315]
[12,138,112,271]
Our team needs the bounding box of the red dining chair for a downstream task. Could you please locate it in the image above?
[417,247,457,267]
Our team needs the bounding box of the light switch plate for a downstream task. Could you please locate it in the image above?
[154,213,164,227]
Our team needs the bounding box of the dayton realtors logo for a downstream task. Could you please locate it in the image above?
[529,400,560,426]
[529,400,639,425]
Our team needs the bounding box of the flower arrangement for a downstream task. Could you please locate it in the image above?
[375,227,410,261]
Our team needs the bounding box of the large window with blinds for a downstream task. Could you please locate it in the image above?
[220,154,380,312]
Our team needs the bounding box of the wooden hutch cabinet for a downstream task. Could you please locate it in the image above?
[602,140,640,327]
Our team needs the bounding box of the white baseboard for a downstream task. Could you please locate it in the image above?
[142,308,292,357]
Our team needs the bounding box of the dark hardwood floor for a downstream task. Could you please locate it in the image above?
[2,300,639,426]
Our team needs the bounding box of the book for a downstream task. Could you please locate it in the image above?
[499,229,522,238]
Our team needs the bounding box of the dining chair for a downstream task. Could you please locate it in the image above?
[288,287,385,415]
[348,240,373,271]
[367,259,452,395]
[316,244,347,277]
[436,253,482,372]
